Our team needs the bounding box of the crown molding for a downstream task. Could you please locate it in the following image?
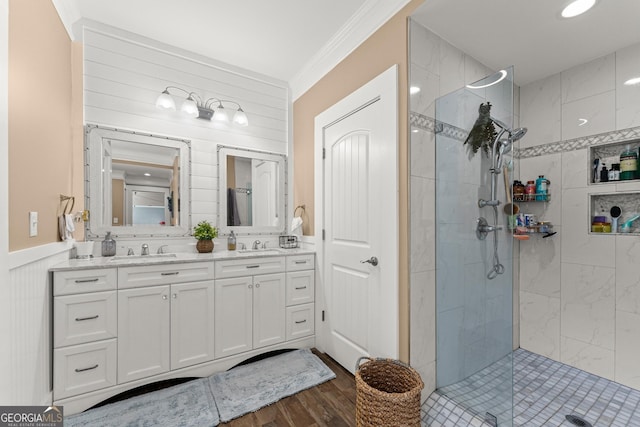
[51,0,82,41]
[289,0,411,101]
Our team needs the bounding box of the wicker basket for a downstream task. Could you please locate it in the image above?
[355,357,424,427]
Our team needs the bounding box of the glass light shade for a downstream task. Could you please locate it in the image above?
[213,105,229,123]
[155,90,176,110]
[180,97,198,117]
[233,108,249,126]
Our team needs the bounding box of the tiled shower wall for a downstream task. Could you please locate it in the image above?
[518,43,640,389]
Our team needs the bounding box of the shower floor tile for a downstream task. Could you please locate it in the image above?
[422,348,640,426]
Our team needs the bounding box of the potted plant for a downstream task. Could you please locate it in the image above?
[193,220,218,253]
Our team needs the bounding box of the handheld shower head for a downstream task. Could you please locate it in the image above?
[510,127,527,142]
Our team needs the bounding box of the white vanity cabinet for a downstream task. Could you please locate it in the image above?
[214,257,286,358]
[117,263,215,383]
[285,254,315,341]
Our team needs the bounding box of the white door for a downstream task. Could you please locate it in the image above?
[170,281,215,370]
[315,65,399,373]
[253,160,277,227]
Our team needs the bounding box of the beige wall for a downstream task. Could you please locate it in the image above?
[293,0,424,362]
[8,0,82,251]
[112,179,124,226]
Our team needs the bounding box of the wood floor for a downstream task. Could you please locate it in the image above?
[222,350,357,427]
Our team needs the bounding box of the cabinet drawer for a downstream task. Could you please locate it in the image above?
[215,256,285,279]
[286,303,315,341]
[53,339,117,399]
[53,269,116,296]
[286,254,315,272]
[118,262,214,289]
[54,291,117,347]
[286,271,315,306]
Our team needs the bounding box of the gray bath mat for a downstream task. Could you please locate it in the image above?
[208,348,336,422]
[65,377,219,427]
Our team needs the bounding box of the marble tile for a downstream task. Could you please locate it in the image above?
[561,147,589,189]
[462,262,487,344]
[518,153,562,225]
[561,53,615,104]
[560,336,614,380]
[410,176,436,273]
[561,187,615,267]
[519,225,561,298]
[615,42,640,130]
[614,310,640,389]
[409,19,440,76]
[615,235,640,315]
[410,270,436,367]
[513,252,520,351]
[410,126,435,179]
[520,291,560,360]
[416,360,436,403]
[436,307,466,387]
[439,40,465,97]
[561,90,616,140]
[561,263,615,350]
[410,62,439,118]
[520,73,562,148]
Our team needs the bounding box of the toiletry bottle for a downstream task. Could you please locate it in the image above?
[620,144,638,180]
[600,163,609,182]
[227,230,237,251]
[535,175,548,201]
[101,231,116,257]
[525,180,536,201]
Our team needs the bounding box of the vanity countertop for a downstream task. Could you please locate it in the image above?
[50,247,315,272]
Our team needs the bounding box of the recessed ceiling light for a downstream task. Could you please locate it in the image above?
[144,173,151,176]
[410,86,421,95]
[578,118,588,126]
[624,77,640,86]
[466,70,507,89]
[561,0,596,18]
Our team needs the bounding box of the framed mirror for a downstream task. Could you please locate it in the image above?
[218,145,286,235]
[85,125,191,238]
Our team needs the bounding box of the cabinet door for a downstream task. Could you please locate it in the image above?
[214,276,253,358]
[253,273,286,349]
[171,281,215,370]
[118,286,170,383]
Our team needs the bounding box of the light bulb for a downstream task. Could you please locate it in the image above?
[155,90,176,110]
[233,108,248,126]
[213,104,229,123]
[181,96,198,117]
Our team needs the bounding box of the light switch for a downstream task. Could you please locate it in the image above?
[29,211,38,237]
[113,217,119,224]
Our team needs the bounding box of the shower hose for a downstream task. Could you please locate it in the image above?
[487,205,504,280]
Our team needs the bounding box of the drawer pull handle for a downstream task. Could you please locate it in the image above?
[295,319,307,324]
[246,265,260,269]
[295,286,307,290]
[75,364,98,373]
[75,315,99,322]
[294,261,307,264]
[75,278,99,283]
[161,272,180,276]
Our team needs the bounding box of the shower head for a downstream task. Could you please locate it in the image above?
[509,127,527,142]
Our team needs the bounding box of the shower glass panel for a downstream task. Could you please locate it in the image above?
[435,68,515,426]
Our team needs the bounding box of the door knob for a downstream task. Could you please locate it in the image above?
[360,256,378,266]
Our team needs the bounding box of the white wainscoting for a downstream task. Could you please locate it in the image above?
[7,244,72,405]
[82,25,290,229]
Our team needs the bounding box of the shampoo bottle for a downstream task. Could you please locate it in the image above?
[620,145,638,180]
[535,175,548,201]
[227,230,237,251]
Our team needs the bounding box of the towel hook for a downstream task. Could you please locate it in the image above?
[294,204,306,217]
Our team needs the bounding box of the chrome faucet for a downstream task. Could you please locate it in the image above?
[252,240,261,250]
[127,248,134,256]
[157,245,169,254]
[141,244,149,256]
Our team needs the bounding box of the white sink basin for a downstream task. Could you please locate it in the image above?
[108,253,177,262]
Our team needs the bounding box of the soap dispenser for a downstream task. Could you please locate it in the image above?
[227,230,237,251]
[101,231,116,257]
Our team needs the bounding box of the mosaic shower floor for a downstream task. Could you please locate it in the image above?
[422,348,640,426]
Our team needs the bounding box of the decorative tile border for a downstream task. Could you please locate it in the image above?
[410,111,640,159]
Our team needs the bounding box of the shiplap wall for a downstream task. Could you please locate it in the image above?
[82,26,289,229]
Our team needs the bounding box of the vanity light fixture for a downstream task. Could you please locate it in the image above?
[155,86,249,127]
[561,0,596,18]
[624,76,640,86]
